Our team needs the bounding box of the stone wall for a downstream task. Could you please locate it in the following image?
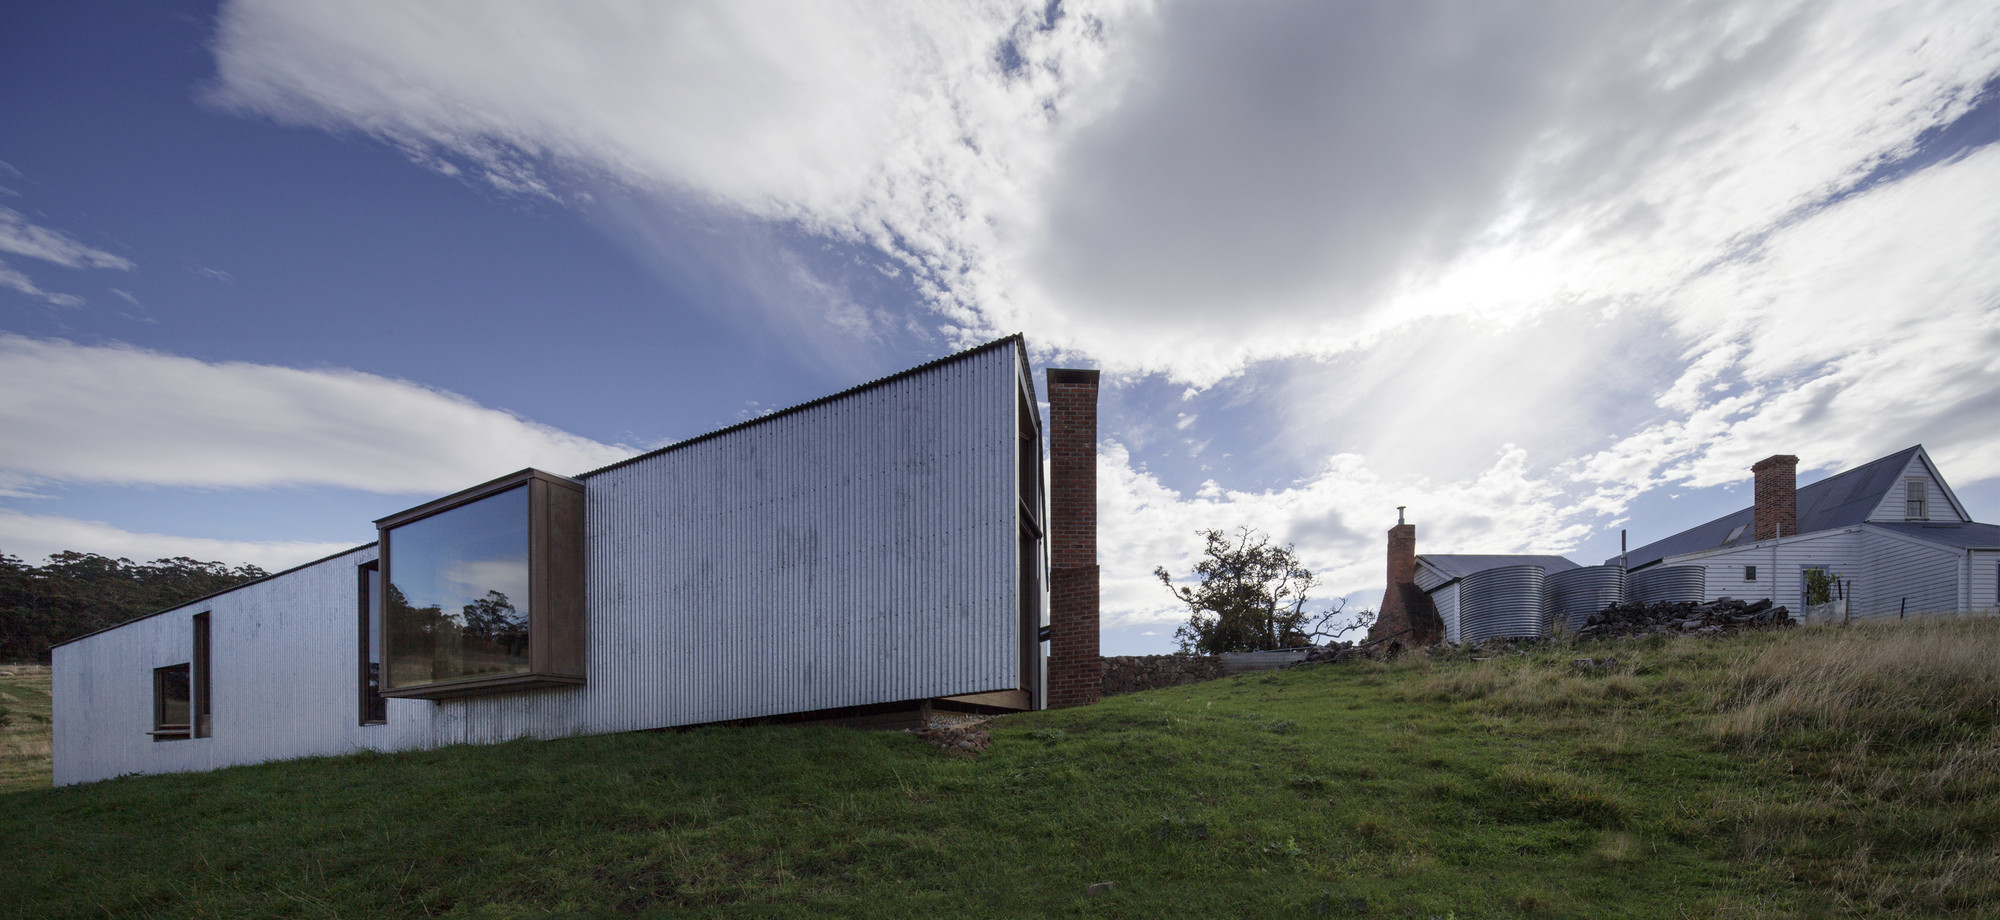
[1100,654,1228,697]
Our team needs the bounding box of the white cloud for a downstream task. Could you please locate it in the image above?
[0,258,85,308]
[1103,441,1592,631]
[0,336,637,493]
[0,207,134,271]
[0,507,352,570]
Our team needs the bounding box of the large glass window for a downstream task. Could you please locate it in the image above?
[376,468,585,699]
[384,485,532,691]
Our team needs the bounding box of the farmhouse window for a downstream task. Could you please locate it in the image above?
[376,469,585,699]
[192,612,212,738]
[1745,565,1757,582]
[152,663,190,741]
[357,561,387,724]
[1905,479,1928,520]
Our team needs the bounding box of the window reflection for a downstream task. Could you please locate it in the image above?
[385,485,532,689]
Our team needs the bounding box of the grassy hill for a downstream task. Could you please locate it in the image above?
[1,619,1994,918]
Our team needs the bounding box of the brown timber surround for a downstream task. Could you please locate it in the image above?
[1046,367,1101,709]
[376,468,586,700]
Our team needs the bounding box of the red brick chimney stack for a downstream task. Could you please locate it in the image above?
[1752,454,1799,541]
[1367,509,1439,645]
[1045,368,1100,709]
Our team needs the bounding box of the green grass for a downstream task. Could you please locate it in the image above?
[2,619,1996,918]
[0,664,52,793]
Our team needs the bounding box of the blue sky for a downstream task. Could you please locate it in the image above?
[4,1,1999,654]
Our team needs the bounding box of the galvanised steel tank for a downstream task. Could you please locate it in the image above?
[1627,565,1706,605]
[1460,564,1548,642]
[1544,564,1627,633]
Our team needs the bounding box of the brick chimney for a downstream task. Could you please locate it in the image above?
[1752,454,1799,541]
[1367,507,1441,646]
[1045,368,1100,709]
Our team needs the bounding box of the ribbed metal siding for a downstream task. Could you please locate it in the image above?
[54,344,1028,783]
[1459,565,1547,642]
[431,343,1021,746]
[1627,565,1706,605]
[1433,582,1462,644]
[1543,565,1626,633]
[50,545,441,786]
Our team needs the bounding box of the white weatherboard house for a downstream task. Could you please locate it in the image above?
[1613,447,2000,619]
[52,336,1105,786]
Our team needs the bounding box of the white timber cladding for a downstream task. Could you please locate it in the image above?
[1659,528,1865,612]
[52,342,1031,784]
[1433,582,1462,644]
[51,545,438,786]
[1969,550,2000,613]
[1857,528,1963,618]
[1867,453,1966,522]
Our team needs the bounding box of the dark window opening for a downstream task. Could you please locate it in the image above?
[1906,479,1928,520]
[1745,565,1757,582]
[152,663,190,741]
[192,613,212,738]
[358,561,388,725]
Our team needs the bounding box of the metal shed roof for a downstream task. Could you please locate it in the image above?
[1415,554,1581,589]
[1615,445,1929,569]
[1865,521,2000,551]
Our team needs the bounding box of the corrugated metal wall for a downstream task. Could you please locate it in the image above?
[1858,529,1960,617]
[1969,550,2000,613]
[1433,582,1461,644]
[54,343,1029,784]
[433,343,1023,746]
[1458,565,1546,642]
[51,544,440,786]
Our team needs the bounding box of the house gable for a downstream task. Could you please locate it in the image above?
[1864,448,1969,523]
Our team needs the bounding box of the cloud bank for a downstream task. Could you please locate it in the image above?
[0,336,636,494]
[201,1,2000,630]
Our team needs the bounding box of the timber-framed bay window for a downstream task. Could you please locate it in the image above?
[376,469,586,699]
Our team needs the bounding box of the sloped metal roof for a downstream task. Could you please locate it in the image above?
[1416,554,1581,587]
[1615,445,1926,569]
[1865,521,2000,550]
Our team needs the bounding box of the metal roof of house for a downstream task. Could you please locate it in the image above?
[1416,554,1581,586]
[1865,521,2000,551]
[1614,445,1928,569]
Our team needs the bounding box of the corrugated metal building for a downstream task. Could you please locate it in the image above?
[53,336,1088,786]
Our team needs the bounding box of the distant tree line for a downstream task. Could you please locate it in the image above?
[0,552,268,662]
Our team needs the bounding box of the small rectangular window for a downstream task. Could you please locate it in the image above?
[192,613,212,738]
[1906,479,1928,520]
[359,561,387,725]
[152,663,191,741]
[1745,565,1757,582]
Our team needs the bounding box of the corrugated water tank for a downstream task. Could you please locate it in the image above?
[1627,565,1706,605]
[1543,565,1627,633]
[1460,565,1548,642]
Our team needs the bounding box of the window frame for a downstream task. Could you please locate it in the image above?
[357,561,388,725]
[191,612,211,739]
[151,663,191,741]
[1906,478,1928,520]
[375,468,586,700]
[1744,565,1757,582]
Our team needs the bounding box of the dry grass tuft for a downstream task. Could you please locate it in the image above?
[1713,616,2000,748]
[0,665,54,793]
